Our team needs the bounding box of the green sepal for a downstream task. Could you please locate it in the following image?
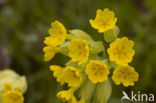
[104,25,120,43]
[69,29,93,41]
[99,59,116,69]
[58,41,69,56]
[79,80,96,103]
[95,80,112,103]
[89,41,104,54]
[110,62,117,69]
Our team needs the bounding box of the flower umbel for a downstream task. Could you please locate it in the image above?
[90,8,117,33]
[68,39,89,65]
[112,65,139,87]
[63,66,82,87]
[43,8,139,103]
[107,37,135,66]
[85,60,110,84]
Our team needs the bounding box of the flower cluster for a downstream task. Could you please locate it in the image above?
[43,8,139,103]
[0,69,27,103]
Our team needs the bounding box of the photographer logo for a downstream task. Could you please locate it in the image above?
[121,91,155,102]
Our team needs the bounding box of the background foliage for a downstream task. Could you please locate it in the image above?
[0,0,156,103]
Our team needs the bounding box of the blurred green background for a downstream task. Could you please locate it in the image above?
[0,0,156,103]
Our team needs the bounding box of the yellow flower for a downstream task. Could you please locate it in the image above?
[2,90,24,103]
[43,20,69,61]
[85,60,110,84]
[57,89,74,102]
[63,66,82,87]
[50,65,82,87]
[112,65,139,87]
[43,45,58,61]
[50,65,64,85]
[3,82,12,92]
[44,36,64,46]
[2,82,24,103]
[107,37,135,66]
[48,20,69,46]
[68,39,89,65]
[90,8,117,33]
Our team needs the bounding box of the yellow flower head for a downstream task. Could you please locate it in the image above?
[107,37,135,66]
[85,60,110,84]
[63,66,82,87]
[57,89,74,102]
[50,65,64,85]
[48,20,68,46]
[2,90,24,103]
[112,65,139,87]
[3,82,12,92]
[90,8,117,33]
[43,45,58,61]
[68,39,89,65]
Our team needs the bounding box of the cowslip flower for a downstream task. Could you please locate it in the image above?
[43,20,69,61]
[50,65,64,85]
[3,82,12,92]
[48,20,69,46]
[57,89,74,102]
[107,37,135,66]
[43,36,64,46]
[68,39,89,65]
[63,66,82,87]
[2,90,24,103]
[43,45,58,61]
[112,65,139,87]
[85,60,110,84]
[89,8,117,33]
[2,82,24,103]
[57,89,85,103]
